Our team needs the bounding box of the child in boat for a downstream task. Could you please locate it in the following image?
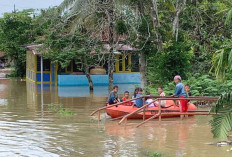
[108,85,120,104]
[145,92,155,107]
[158,86,166,107]
[135,88,144,108]
[172,75,188,113]
[185,84,192,97]
[131,88,139,105]
[121,91,133,106]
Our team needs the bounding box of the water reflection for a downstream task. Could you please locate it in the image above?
[0,79,230,156]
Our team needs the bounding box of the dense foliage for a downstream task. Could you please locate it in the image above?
[147,74,232,97]
[0,10,38,77]
[148,38,192,83]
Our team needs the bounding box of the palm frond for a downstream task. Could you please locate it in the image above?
[212,46,232,79]
[212,49,226,79]
[228,49,232,71]
[210,92,232,139]
[225,8,232,25]
[59,0,77,11]
[210,111,232,139]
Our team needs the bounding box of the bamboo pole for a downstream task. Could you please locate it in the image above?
[158,97,218,101]
[160,112,217,116]
[98,111,100,123]
[118,99,158,125]
[110,115,126,121]
[143,98,146,121]
[135,112,217,128]
[90,96,144,116]
[135,114,159,128]
[158,100,161,122]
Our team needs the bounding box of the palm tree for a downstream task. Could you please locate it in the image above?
[210,92,232,139]
[212,40,232,79]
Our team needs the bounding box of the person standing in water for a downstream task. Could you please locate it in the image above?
[172,75,188,115]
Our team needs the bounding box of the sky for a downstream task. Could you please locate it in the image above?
[0,0,64,16]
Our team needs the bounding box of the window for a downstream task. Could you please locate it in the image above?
[119,55,123,71]
[131,54,139,72]
[125,55,130,71]
[115,53,134,73]
[37,56,50,71]
[66,62,72,72]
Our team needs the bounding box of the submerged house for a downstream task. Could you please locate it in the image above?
[26,44,141,86]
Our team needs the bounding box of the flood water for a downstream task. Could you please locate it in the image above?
[0,79,231,157]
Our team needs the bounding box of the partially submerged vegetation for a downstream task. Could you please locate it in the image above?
[47,103,75,116]
[147,151,165,157]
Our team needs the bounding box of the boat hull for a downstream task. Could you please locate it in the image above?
[105,100,197,119]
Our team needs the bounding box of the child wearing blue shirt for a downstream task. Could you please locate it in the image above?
[135,88,143,108]
[108,85,120,104]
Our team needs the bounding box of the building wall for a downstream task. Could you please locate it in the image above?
[58,84,139,97]
[26,51,53,84]
[58,73,141,86]
[26,51,36,82]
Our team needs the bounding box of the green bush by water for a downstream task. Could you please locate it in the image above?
[146,74,232,97]
[47,103,75,116]
[147,151,165,157]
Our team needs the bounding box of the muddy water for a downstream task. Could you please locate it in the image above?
[0,79,231,157]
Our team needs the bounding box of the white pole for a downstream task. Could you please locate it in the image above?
[41,56,44,115]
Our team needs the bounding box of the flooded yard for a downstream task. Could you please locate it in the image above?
[0,79,231,157]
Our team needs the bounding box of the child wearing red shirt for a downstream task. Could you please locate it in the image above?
[121,91,133,106]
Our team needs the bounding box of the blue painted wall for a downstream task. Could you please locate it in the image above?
[113,73,140,84]
[58,75,89,86]
[58,84,140,97]
[58,73,141,86]
[37,73,50,82]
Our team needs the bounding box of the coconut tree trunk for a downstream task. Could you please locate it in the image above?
[108,0,115,91]
[139,52,147,88]
[172,0,186,41]
[108,53,114,91]
[151,0,162,51]
[83,57,93,91]
[138,1,148,87]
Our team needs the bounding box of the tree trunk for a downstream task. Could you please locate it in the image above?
[138,1,148,87]
[108,53,114,91]
[108,0,115,91]
[151,0,162,51]
[139,52,147,88]
[84,57,93,91]
[172,0,186,41]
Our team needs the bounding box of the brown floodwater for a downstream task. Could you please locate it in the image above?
[0,79,231,157]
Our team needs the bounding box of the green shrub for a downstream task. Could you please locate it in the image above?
[148,39,193,84]
[147,151,165,157]
[47,103,75,116]
[146,74,232,97]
